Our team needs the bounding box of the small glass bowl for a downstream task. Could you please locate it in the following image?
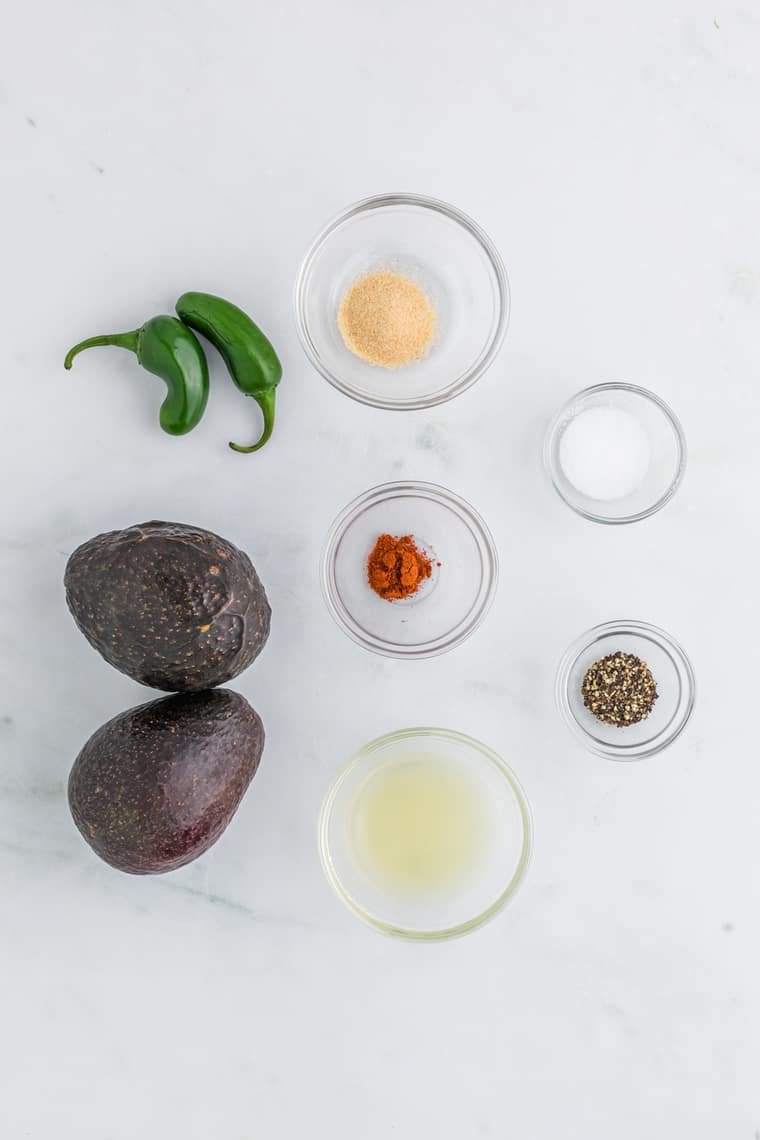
[294,193,510,409]
[319,727,533,940]
[321,481,498,659]
[556,620,696,760]
[544,383,686,524]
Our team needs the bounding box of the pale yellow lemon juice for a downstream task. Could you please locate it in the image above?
[320,728,531,938]
[350,751,493,894]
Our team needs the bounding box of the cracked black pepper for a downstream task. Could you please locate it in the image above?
[582,651,658,727]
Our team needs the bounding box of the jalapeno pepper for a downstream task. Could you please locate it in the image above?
[175,292,282,453]
[64,316,209,436]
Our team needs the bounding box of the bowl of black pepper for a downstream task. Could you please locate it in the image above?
[555,620,695,760]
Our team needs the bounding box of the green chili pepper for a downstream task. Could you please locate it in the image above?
[64,316,209,436]
[175,292,282,453]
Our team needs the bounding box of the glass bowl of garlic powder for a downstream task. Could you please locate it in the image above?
[544,382,686,524]
[294,193,510,409]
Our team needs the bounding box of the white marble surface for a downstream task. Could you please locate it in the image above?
[2,1,759,1135]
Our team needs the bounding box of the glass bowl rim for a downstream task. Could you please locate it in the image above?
[318,726,533,941]
[320,479,499,659]
[543,381,687,524]
[555,619,696,760]
[293,191,511,410]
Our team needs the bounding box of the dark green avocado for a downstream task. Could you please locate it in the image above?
[68,689,264,874]
[64,520,271,692]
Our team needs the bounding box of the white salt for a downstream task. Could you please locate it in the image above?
[558,405,651,501]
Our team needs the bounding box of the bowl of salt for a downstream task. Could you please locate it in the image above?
[544,382,686,524]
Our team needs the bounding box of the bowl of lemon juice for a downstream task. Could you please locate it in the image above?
[319,728,532,939]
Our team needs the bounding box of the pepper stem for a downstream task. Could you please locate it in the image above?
[64,330,140,370]
[229,390,276,454]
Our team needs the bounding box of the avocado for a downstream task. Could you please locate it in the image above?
[68,689,264,874]
[65,520,270,692]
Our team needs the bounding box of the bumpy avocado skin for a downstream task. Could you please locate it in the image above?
[65,521,271,692]
[68,689,264,874]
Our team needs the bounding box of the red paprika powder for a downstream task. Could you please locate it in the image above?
[367,534,433,601]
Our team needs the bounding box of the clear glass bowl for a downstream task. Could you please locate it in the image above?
[556,620,696,760]
[319,727,532,940]
[321,481,498,659]
[544,382,686,524]
[294,193,510,409]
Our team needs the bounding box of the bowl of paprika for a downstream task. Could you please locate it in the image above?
[321,481,498,659]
